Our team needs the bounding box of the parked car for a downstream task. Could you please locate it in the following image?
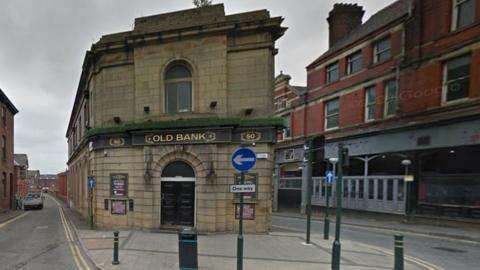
[23,193,44,210]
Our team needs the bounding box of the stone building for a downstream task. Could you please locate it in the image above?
[66,4,285,232]
[274,0,480,220]
[0,89,18,210]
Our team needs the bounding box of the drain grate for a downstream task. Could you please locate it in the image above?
[433,247,467,253]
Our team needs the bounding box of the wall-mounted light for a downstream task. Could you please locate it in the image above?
[244,108,253,116]
[206,161,216,180]
[209,101,217,109]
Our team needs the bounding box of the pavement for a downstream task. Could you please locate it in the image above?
[61,208,442,270]
[273,211,480,243]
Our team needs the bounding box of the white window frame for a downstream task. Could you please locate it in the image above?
[373,37,391,63]
[326,62,340,83]
[365,86,376,122]
[384,80,398,118]
[324,98,340,130]
[347,51,362,75]
[442,55,471,104]
[452,0,475,31]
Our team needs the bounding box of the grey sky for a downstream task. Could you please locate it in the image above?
[0,0,394,174]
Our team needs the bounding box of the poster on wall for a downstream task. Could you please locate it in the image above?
[111,200,127,215]
[235,203,255,220]
[111,174,128,197]
[234,173,257,200]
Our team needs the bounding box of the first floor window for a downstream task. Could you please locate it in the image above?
[384,80,398,117]
[444,55,470,102]
[325,99,339,130]
[453,0,475,30]
[283,114,291,139]
[326,62,339,83]
[374,37,391,63]
[365,86,376,121]
[2,172,6,198]
[347,51,363,75]
[165,64,193,113]
[1,136,5,160]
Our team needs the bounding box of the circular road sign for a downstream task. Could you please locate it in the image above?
[231,148,257,172]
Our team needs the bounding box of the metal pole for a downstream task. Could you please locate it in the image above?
[237,171,244,270]
[112,231,120,265]
[306,140,312,244]
[324,163,332,240]
[332,144,344,270]
[394,234,404,270]
[90,188,94,229]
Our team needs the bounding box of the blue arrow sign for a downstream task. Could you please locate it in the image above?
[325,171,334,184]
[88,176,96,189]
[232,148,257,172]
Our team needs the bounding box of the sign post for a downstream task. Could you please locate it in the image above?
[88,176,96,229]
[231,148,256,270]
[324,170,334,240]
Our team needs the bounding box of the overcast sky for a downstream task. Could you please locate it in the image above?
[0,0,395,174]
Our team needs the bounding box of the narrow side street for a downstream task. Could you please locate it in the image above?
[0,196,92,270]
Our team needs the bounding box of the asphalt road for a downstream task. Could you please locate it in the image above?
[273,215,480,270]
[0,196,90,270]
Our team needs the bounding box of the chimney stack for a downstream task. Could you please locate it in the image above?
[327,3,365,47]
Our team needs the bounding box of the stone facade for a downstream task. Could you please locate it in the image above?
[66,4,285,233]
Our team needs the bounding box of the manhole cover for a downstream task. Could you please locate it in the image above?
[433,247,467,253]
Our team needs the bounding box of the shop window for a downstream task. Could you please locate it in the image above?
[326,62,339,83]
[443,55,470,103]
[347,51,362,75]
[452,0,475,30]
[165,63,192,113]
[325,98,339,130]
[365,86,376,121]
[373,37,391,63]
[384,80,398,117]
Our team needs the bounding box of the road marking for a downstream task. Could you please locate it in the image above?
[0,211,30,229]
[49,195,91,270]
[272,224,444,270]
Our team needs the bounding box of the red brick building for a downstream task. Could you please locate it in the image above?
[56,171,68,203]
[14,154,29,198]
[274,0,480,219]
[0,89,19,210]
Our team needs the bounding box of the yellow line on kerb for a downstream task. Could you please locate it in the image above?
[0,211,30,229]
[51,195,90,270]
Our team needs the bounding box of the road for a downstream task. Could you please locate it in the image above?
[0,195,91,270]
[273,215,480,270]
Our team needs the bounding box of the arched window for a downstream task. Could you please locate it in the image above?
[161,161,195,178]
[165,63,192,113]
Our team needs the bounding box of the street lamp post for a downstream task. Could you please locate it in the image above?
[332,144,348,270]
[401,159,412,222]
[304,140,313,245]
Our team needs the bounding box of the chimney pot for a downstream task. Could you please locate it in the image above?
[327,3,365,47]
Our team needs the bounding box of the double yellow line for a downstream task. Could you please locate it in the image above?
[0,211,30,229]
[54,197,91,270]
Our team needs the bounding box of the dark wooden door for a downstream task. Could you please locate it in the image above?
[161,181,195,226]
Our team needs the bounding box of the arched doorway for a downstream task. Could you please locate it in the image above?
[161,161,195,226]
